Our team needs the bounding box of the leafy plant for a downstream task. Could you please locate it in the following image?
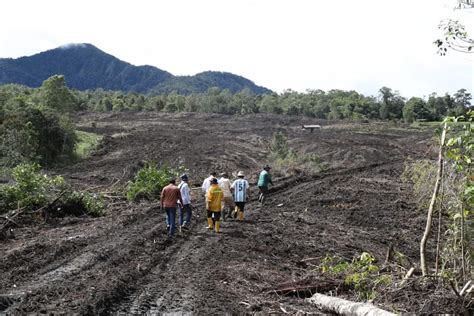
[318,252,391,300]
[269,131,325,176]
[126,163,186,201]
[442,111,473,283]
[0,163,64,212]
[56,191,105,217]
[269,131,289,160]
[75,130,102,158]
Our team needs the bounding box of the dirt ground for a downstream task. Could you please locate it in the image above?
[0,112,467,314]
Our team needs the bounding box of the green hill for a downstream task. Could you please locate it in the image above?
[0,43,272,95]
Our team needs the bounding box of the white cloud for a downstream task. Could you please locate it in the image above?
[0,0,472,97]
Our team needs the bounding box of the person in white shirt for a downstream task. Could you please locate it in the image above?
[178,174,192,230]
[218,173,234,221]
[230,171,250,220]
[201,171,217,199]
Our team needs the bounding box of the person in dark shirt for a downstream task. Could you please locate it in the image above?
[161,178,183,238]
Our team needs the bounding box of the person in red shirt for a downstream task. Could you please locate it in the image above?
[161,178,183,238]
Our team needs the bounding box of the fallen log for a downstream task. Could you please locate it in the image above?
[306,293,395,316]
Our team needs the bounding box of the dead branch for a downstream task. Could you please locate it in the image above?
[0,215,20,228]
[460,280,473,296]
[0,203,27,232]
[102,194,124,199]
[32,190,68,214]
[400,267,416,286]
[384,243,394,265]
[300,257,321,262]
[449,280,462,299]
[420,123,447,276]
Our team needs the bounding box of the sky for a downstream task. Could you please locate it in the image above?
[1,0,473,98]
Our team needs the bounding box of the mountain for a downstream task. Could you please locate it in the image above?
[0,44,272,95]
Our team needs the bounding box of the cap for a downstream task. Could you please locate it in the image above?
[237,171,245,177]
[263,164,272,170]
[220,172,228,178]
[180,173,188,181]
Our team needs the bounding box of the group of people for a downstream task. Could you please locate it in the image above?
[160,165,273,239]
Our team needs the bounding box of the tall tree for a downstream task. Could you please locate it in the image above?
[378,87,405,120]
[40,75,77,112]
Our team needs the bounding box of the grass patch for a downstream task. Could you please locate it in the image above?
[75,130,102,158]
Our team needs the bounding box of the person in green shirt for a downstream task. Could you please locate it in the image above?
[257,165,273,205]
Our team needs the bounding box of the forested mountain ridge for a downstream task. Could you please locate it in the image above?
[0,43,272,94]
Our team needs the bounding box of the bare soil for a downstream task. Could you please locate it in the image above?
[0,112,466,314]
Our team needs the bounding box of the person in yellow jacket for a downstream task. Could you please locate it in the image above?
[206,177,224,233]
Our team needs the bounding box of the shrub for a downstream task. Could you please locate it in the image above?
[269,132,325,176]
[269,131,289,160]
[75,130,102,158]
[126,163,186,202]
[0,163,64,212]
[0,163,105,218]
[318,252,391,300]
[56,191,105,217]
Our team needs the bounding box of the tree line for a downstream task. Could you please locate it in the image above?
[78,85,472,122]
[2,75,472,121]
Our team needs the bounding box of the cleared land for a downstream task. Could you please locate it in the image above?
[1,112,462,314]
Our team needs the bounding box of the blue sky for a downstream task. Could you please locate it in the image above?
[1,0,473,98]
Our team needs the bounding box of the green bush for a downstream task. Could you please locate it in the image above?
[126,163,186,202]
[269,131,289,160]
[56,191,105,217]
[0,163,105,218]
[269,132,325,175]
[318,252,391,300]
[75,130,102,158]
[0,163,64,212]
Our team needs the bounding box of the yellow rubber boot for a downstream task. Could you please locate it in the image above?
[215,220,221,233]
[207,217,214,230]
[238,211,244,221]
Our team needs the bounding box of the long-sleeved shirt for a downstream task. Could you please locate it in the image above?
[202,175,214,194]
[207,184,223,212]
[257,170,273,187]
[178,181,191,205]
[218,177,232,198]
[161,184,183,208]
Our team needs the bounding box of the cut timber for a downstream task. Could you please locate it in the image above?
[306,293,395,316]
[302,124,322,133]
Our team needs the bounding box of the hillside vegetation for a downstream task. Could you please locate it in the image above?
[0,44,271,94]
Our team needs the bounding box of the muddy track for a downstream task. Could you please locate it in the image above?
[2,113,462,314]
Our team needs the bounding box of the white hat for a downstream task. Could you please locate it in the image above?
[237,171,245,177]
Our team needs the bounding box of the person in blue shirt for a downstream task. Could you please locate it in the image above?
[257,165,273,205]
